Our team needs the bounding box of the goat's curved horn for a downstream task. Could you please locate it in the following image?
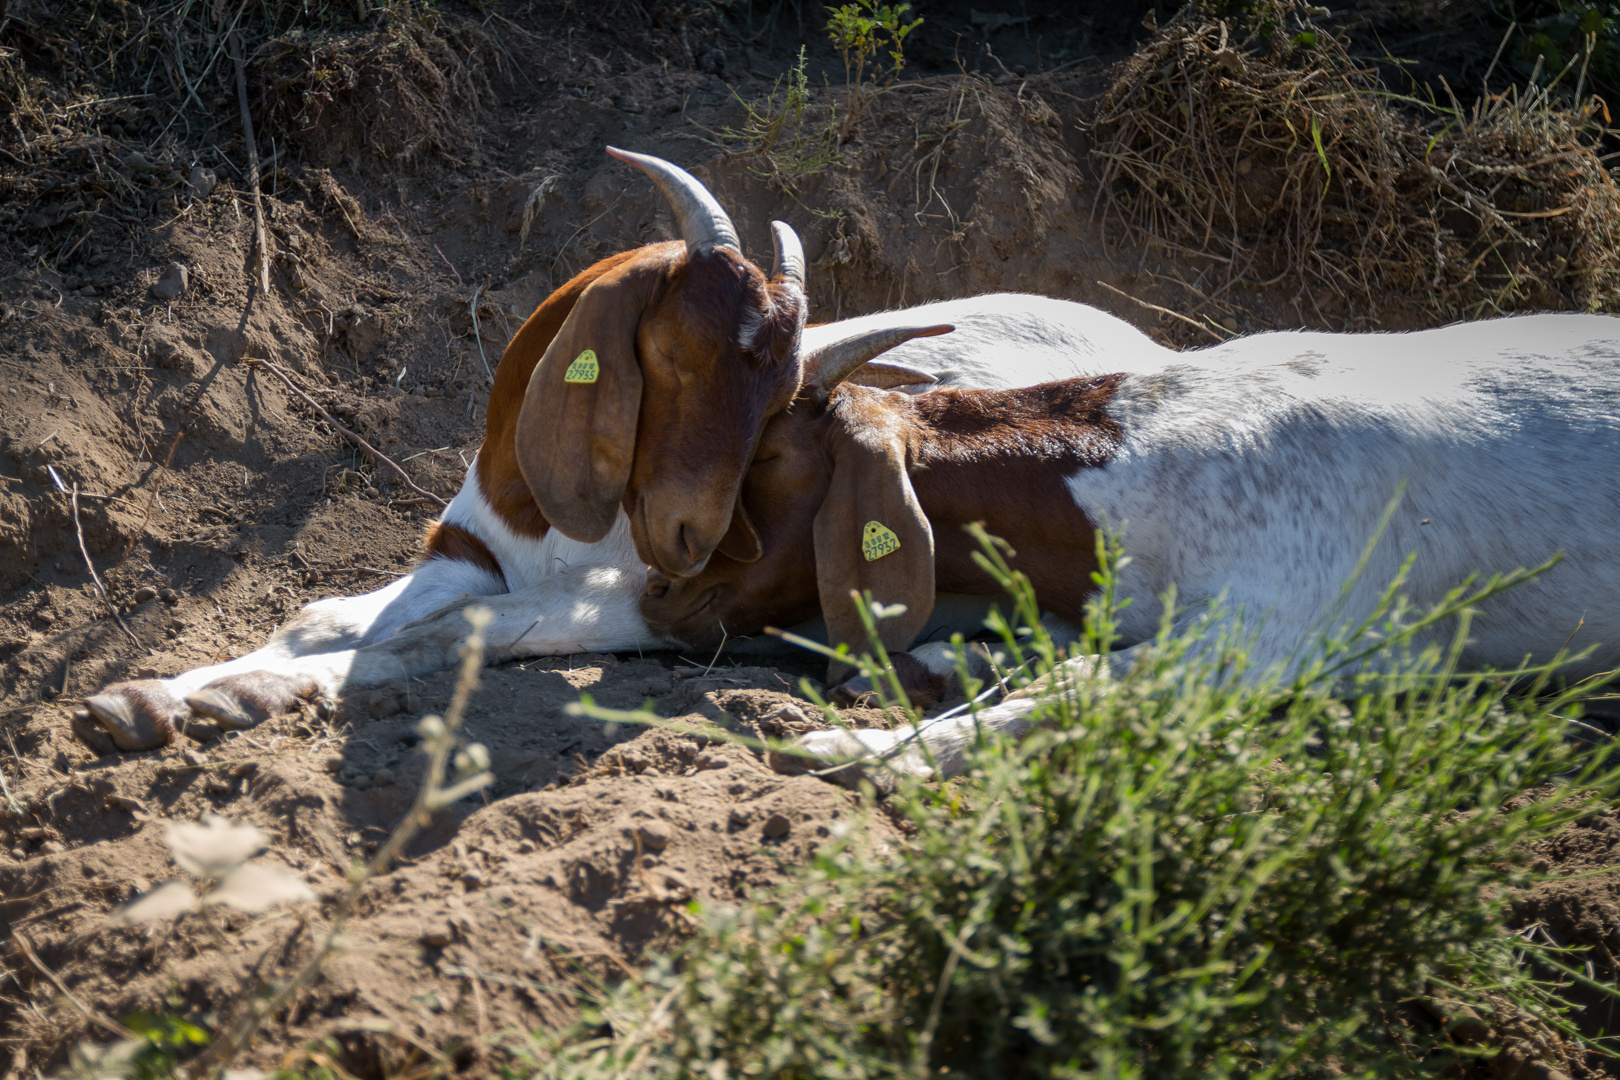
[769,220,805,290]
[607,146,740,255]
[803,324,955,401]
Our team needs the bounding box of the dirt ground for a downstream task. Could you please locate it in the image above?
[1,0,1617,1075]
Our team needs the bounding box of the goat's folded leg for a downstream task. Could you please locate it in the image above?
[186,672,325,730]
[76,681,188,751]
[832,614,1084,708]
[776,643,1119,791]
[770,699,1041,791]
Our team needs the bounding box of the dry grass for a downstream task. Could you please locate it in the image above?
[1090,0,1620,320]
[256,18,493,170]
[0,0,492,262]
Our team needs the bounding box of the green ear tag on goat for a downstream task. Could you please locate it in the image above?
[862,520,901,562]
[564,349,599,384]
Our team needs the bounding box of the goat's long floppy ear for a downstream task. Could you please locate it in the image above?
[514,260,661,543]
[715,501,762,563]
[812,410,934,685]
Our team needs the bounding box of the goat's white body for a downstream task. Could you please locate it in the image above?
[803,293,1176,391]
[800,313,1620,780]
[105,294,1136,723]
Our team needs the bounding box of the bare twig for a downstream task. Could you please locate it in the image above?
[434,244,463,286]
[469,283,493,381]
[12,931,137,1042]
[1095,280,1229,343]
[246,358,448,509]
[71,484,145,653]
[230,32,272,292]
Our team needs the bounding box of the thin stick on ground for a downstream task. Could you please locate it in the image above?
[71,484,145,653]
[230,31,272,293]
[1095,280,1229,343]
[246,358,449,509]
[11,931,137,1042]
[117,423,183,572]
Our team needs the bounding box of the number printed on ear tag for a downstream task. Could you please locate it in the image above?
[564,349,599,384]
[862,520,901,562]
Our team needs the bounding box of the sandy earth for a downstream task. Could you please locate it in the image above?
[1,0,1616,1074]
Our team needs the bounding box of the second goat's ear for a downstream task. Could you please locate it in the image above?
[715,501,762,563]
[811,418,934,686]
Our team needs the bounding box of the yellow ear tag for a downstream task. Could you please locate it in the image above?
[563,349,599,384]
[862,520,901,562]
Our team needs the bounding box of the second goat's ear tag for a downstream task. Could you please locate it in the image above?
[862,520,901,562]
[564,349,599,384]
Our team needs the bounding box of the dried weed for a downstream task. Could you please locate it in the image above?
[1090,0,1620,319]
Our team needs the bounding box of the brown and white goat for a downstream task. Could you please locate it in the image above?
[75,148,824,751]
[643,314,1620,783]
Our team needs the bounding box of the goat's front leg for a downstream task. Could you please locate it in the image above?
[76,562,667,752]
[780,650,1123,790]
[75,557,505,752]
[831,613,1084,708]
[781,601,1307,789]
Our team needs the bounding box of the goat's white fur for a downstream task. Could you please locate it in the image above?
[107,294,1129,721]
[797,312,1620,784]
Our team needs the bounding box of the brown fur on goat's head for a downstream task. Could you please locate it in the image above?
[483,149,809,578]
[639,322,959,650]
[644,372,1124,688]
[641,386,835,646]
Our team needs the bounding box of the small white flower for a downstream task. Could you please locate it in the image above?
[166,815,268,879]
[108,880,199,925]
[206,862,316,913]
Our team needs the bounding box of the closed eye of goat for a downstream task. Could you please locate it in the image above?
[643,313,1620,786]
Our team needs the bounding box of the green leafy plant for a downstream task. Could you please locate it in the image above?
[826,0,923,139]
[1490,1,1620,106]
[720,46,848,200]
[533,527,1620,1079]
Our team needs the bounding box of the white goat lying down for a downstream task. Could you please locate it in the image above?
[75,265,1154,748]
[641,313,1620,781]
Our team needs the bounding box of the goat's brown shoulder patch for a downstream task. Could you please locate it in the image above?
[901,376,1126,625]
[423,521,506,585]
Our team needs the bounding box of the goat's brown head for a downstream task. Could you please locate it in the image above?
[513,148,808,577]
[640,324,953,677]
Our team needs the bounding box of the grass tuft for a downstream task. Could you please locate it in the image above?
[529,530,1620,1079]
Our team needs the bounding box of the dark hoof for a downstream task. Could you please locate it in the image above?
[186,671,320,730]
[70,709,119,756]
[832,674,877,706]
[831,652,952,710]
[81,681,183,751]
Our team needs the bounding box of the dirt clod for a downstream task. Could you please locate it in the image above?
[635,820,674,852]
[149,262,189,301]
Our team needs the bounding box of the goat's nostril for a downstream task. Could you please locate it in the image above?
[678,523,703,565]
[645,567,672,599]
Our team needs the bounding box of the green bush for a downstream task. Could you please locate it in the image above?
[533,532,1620,1079]
[1490,1,1620,103]
[720,46,848,199]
